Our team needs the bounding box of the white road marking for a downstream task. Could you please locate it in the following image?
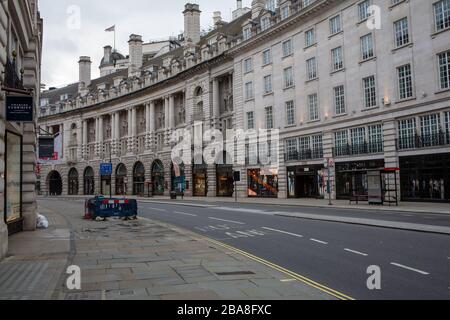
[344,248,368,257]
[390,262,430,275]
[209,217,245,225]
[174,211,197,217]
[262,227,303,238]
[310,238,328,245]
[281,279,296,282]
[149,208,166,212]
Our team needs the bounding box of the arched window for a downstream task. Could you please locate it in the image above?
[151,160,165,196]
[68,168,79,195]
[84,167,95,195]
[115,164,127,195]
[133,162,145,196]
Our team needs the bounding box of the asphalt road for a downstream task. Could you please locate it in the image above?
[136,201,450,300]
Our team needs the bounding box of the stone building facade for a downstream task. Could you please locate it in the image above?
[0,0,43,260]
[38,0,450,204]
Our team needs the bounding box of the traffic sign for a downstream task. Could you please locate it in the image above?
[100,163,113,176]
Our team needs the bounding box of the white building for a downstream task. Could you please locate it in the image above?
[38,0,450,204]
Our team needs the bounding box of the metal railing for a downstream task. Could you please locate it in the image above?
[285,148,324,162]
[396,132,450,150]
[333,141,384,157]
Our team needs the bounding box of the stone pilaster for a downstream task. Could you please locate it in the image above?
[207,164,216,197]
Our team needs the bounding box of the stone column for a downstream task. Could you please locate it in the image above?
[127,108,133,153]
[59,124,64,159]
[82,120,88,159]
[114,112,120,155]
[169,95,175,129]
[131,106,137,153]
[98,116,104,159]
[111,113,116,155]
[76,121,83,160]
[145,102,151,151]
[149,101,155,150]
[213,78,220,128]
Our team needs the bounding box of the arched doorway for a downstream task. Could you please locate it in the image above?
[151,160,165,196]
[68,168,79,195]
[47,171,62,196]
[133,162,145,196]
[171,163,186,195]
[83,167,95,195]
[116,164,127,195]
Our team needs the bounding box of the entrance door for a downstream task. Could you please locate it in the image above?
[48,171,62,196]
[84,167,95,195]
[115,164,127,196]
[151,160,165,196]
[296,174,317,198]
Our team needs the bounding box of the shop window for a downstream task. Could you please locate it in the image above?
[5,131,22,224]
[247,169,278,198]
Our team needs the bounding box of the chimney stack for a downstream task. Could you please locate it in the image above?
[78,56,92,91]
[213,11,222,28]
[128,34,143,74]
[183,3,201,44]
[103,45,112,64]
[237,0,243,10]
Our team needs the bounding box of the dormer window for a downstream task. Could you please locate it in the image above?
[60,94,69,101]
[266,0,277,12]
[261,17,271,31]
[243,26,252,40]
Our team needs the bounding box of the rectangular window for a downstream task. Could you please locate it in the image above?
[305,29,315,47]
[243,27,251,41]
[245,82,254,100]
[331,47,344,71]
[334,130,348,156]
[299,137,311,159]
[434,0,450,32]
[308,93,319,121]
[282,39,293,57]
[247,111,255,130]
[445,111,450,142]
[368,124,383,153]
[420,114,441,146]
[261,17,271,31]
[311,135,324,158]
[334,85,346,115]
[306,57,317,80]
[351,127,366,146]
[358,0,372,22]
[264,75,273,94]
[394,17,410,47]
[361,33,374,60]
[265,106,274,129]
[281,5,290,19]
[363,76,377,108]
[398,118,417,149]
[284,67,294,88]
[330,15,342,35]
[285,138,298,161]
[244,58,253,73]
[5,131,22,224]
[286,100,295,126]
[262,49,272,65]
[438,50,450,90]
[398,64,413,100]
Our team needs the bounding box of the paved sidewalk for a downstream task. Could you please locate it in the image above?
[0,199,336,300]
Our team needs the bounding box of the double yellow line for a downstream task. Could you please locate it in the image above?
[204,237,355,301]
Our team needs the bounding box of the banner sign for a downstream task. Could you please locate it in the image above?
[6,95,34,122]
[38,133,63,163]
[38,137,54,158]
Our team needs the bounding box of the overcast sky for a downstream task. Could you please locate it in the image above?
[40,0,252,88]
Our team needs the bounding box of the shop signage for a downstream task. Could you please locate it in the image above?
[100,163,113,176]
[38,137,54,158]
[6,95,34,122]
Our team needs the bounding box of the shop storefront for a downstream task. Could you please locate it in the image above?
[247,168,279,198]
[287,165,324,199]
[4,131,23,235]
[336,160,385,200]
[400,153,450,202]
[193,164,208,197]
[216,165,234,197]
[151,160,165,196]
[171,163,186,195]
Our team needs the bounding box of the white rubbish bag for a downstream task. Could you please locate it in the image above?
[36,214,49,229]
